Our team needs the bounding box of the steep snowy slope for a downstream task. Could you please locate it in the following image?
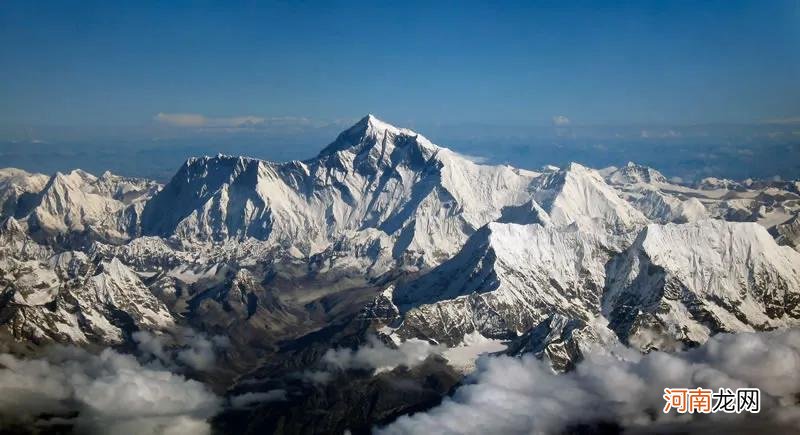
[18,169,159,245]
[635,190,707,223]
[771,214,800,250]
[606,161,668,186]
[0,168,49,218]
[531,163,649,233]
[29,170,123,235]
[386,222,617,345]
[603,220,800,351]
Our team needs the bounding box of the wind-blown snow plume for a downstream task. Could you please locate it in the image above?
[379,329,800,435]
[0,346,222,435]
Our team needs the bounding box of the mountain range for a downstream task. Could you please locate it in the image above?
[1,115,799,433]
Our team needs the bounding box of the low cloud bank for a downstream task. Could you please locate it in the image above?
[133,328,230,372]
[154,113,266,129]
[323,336,441,373]
[379,328,800,435]
[302,336,441,384]
[154,112,315,130]
[229,390,288,409]
[0,346,221,435]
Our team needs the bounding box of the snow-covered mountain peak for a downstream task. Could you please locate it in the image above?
[696,176,740,190]
[362,113,407,135]
[3,168,159,246]
[180,153,263,185]
[606,162,668,185]
[59,168,97,181]
[140,117,542,263]
[317,114,439,160]
[31,170,117,232]
[0,168,50,216]
[540,164,561,172]
[142,117,652,264]
[566,161,590,172]
[531,162,649,232]
[48,169,90,190]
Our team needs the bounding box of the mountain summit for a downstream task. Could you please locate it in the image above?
[317,114,438,158]
[140,115,541,264]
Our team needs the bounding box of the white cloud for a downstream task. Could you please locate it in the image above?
[229,390,287,409]
[133,328,229,372]
[323,336,441,374]
[552,115,571,126]
[379,329,800,435]
[154,112,266,129]
[154,113,317,130]
[297,336,442,385]
[669,176,684,184]
[454,152,490,164]
[265,337,443,389]
[763,117,800,125]
[176,332,224,371]
[641,129,682,139]
[133,329,171,362]
[0,346,221,435]
[154,113,212,127]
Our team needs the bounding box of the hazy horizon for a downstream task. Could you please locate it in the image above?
[2,1,798,181]
[1,113,798,183]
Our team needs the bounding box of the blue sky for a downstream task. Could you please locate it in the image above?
[1,1,799,180]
